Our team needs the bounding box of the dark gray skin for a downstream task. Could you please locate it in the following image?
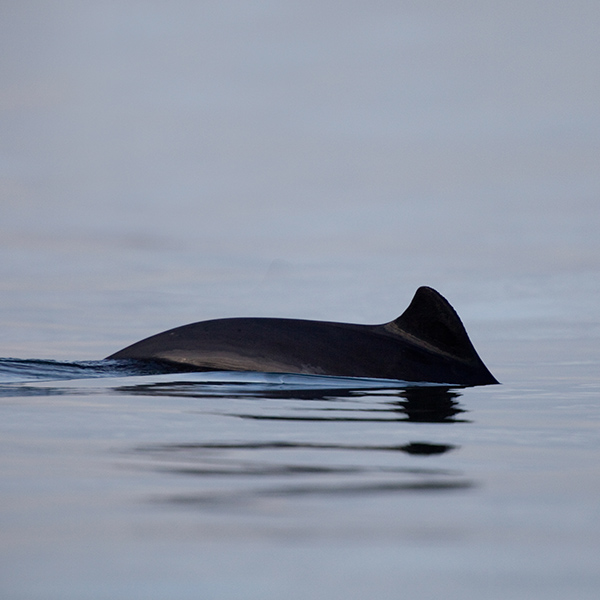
[107,286,498,386]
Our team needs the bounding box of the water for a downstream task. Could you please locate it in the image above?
[1,362,599,599]
[1,2,600,599]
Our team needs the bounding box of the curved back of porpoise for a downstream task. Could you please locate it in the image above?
[107,286,498,386]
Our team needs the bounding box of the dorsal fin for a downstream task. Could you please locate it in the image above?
[391,286,478,360]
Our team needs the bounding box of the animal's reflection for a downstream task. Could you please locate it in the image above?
[132,436,472,505]
[124,382,473,506]
[396,387,465,423]
[117,380,467,423]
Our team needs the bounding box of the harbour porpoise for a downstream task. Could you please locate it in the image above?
[107,286,498,386]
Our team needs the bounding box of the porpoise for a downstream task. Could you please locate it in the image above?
[107,286,498,386]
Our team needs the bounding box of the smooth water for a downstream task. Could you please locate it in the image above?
[1,361,599,599]
[1,2,600,599]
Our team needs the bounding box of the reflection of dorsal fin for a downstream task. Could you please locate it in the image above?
[392,287,477,360]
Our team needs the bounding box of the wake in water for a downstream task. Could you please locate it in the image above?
[0,357,194,384]
[0,358,440,388]
[0,359,464,428]
[0,358,464,424]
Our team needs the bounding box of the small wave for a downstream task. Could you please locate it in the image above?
[0,358,440,387]
[0,358,183,384]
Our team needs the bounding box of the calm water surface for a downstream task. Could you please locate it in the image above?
[1,2,600,599]
[1,344,599,599]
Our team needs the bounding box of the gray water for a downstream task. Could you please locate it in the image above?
[1,2,600,599]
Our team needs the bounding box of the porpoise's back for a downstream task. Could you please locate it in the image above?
[107,287,498,386]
